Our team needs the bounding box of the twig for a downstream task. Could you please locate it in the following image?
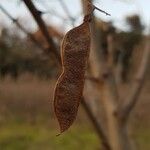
[23,0,61,63]
[120,39,150,122]
[94,6,111,16]
[86,0,111,16]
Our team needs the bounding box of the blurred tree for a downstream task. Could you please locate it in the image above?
[0,27,58,79]
[116,15,143,82]
[126,14,144,33]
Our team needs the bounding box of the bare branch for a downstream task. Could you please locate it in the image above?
[23,0,61,63]
[120,39,150,121]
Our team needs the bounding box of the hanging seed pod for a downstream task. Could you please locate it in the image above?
[53,2,110,134]
[53,17,92,133]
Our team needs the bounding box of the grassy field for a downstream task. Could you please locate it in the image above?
[0,75,149,150]
[0,122,100,150]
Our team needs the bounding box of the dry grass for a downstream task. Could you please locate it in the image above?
[0,74,55,123]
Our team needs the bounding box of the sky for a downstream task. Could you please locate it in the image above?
[0,0,150,33]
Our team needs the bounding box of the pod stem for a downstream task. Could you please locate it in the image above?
[94,6,111,16]
[86,0,111,16]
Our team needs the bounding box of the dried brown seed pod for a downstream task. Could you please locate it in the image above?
[53,18,91,133]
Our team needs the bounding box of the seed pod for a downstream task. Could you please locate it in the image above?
[53,17,91,133]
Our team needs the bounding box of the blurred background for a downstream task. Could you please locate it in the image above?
[0,0,149,150]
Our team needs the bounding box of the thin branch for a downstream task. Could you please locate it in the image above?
[37,1,67,21]
[94,6,111,16]
[120,39,150,121]
[0,5,46,54]
[23,0,61,63]
[58,0,75,26]
[86,0,111,16]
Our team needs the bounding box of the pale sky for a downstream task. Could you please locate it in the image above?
[0,0,150,33]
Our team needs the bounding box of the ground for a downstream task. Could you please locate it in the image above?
[0,75,149,150]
